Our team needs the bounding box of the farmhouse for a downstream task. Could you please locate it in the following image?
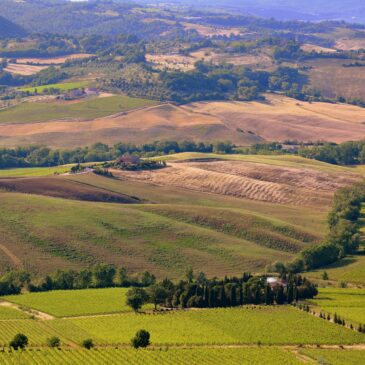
[267,277,287,288]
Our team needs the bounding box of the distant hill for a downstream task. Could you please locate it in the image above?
[0,15,26,38]
[157,0,365,24]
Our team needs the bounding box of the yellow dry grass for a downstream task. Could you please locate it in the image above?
[15,53,93,65]
[181,22,242,37]
[301,44,336,53]
[4,63,47,76]
[1,94,365,148]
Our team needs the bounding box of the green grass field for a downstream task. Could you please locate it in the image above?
[0,305,29,319]
[19,81,91,94]
[157,152,352,174]
[0,188,321,277]
[0,95,157,123]
[3,288,152,317]
[309,288,365,324]
[0,348,303,365]
[0,165,71,177]
[306,256,365,285]
[51,306,364,345]
[301,349,365,365]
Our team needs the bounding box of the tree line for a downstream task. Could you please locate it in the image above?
[125,270,318,312]
[0,265,156,296]
[271,182,365,273]
[0,141,234,169]
[298,140,365,165]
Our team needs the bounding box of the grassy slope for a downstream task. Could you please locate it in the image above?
[306,256,365,285]
[0,165,71,177]
[0,191,299,277]
[0,153,338,277]
[3,288,152,317]
[157,152,356,174]
[0,95,157,123]
[0,306,29,319]
[19,81,90,93]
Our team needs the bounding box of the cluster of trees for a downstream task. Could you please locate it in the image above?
[125,270,317,312]
[299,140,365,165]
[274,182,365,273]
[106,60,310,103]
[0,141,234,169]
[0,265,156,295]
[106,158,166,171]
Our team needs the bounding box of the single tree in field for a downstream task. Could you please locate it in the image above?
[131,329,150,349]
[47,336,61,348]
[82,339,94,349]
[148,284,168,310]
[126,287,149,312]
[10,333,28,350]
[322,271,329,280]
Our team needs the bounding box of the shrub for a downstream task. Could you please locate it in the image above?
[9,333,28,350]
[131,329,150,349]
[82,339,94,349]
[47,336,61,348]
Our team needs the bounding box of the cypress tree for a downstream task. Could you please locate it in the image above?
[287,283,294,304]
[264,285,272,305]
[208,287,216,308]
[230,285,237,307]
[275,285,284,305]
[238,285,243,305]
[219,286,227,307]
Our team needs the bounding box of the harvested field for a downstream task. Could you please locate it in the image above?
[1,94,365,147]
[335,37,365,50]
[301,44,336,53]
[4,63,47,75]
[15,53,93,65]
[0,176,142,204]
[111,158,360,208]
[182,22,242,37]
[185,95,365,143]
[0,102,261,148]
[305,58,365,101]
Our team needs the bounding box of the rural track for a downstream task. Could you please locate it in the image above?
[0,244,23,268]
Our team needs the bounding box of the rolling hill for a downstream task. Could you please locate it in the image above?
[1,153,357,277]
[0,16,26,38]
[1,95,365,148]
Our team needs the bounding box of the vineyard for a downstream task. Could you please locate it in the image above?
[309,288,365,324]
[53,307,364,346]
[0,348,303,365]
[301,349,365,365]
[3,288,153,317]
